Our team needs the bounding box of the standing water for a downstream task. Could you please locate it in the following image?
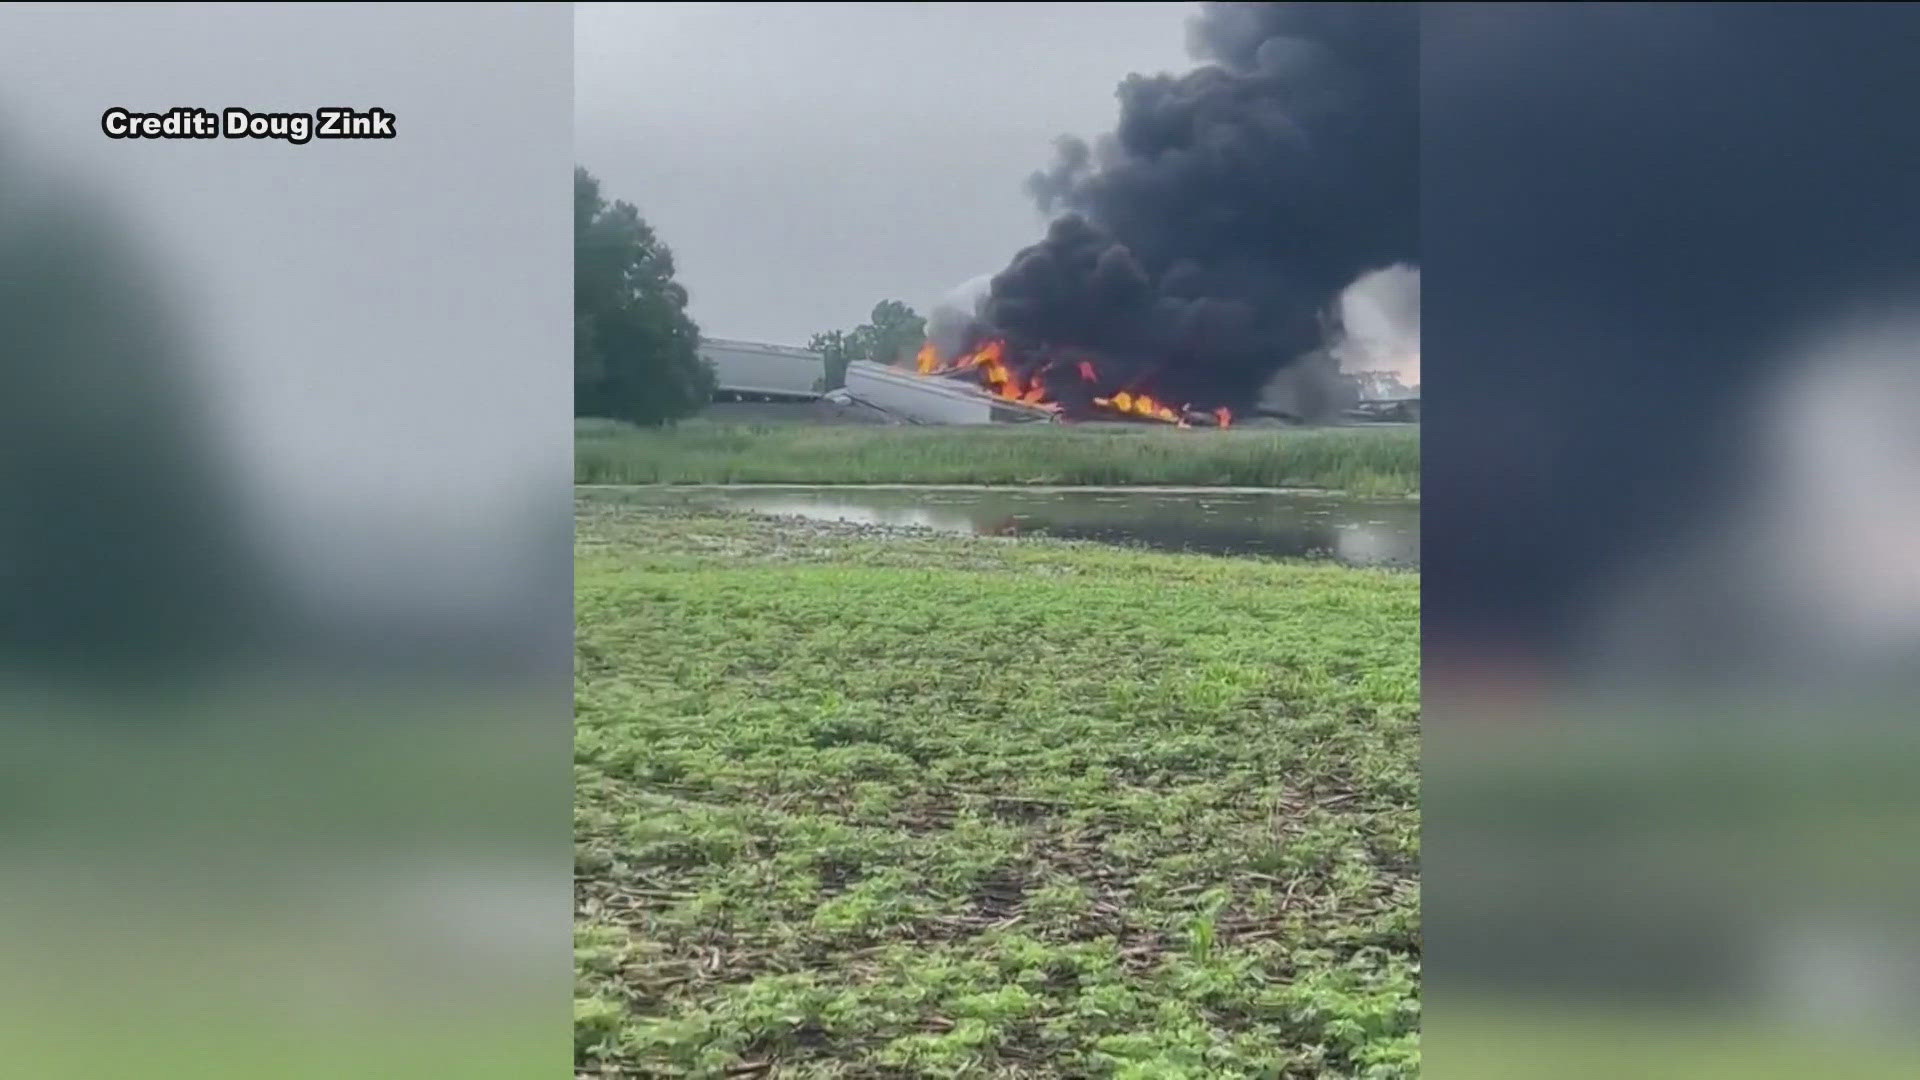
[587,485,1419,568]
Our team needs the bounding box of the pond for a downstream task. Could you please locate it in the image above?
[590,485,1419,568]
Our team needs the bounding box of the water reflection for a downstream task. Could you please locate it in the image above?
[611,486,1419,568]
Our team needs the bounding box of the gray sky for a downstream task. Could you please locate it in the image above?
[575,1,1199,346]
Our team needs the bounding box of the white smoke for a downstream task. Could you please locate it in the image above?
[1334,263,1421,393]
[924,273,995,365]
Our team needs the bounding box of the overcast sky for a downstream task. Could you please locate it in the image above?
[575,1,1199,346]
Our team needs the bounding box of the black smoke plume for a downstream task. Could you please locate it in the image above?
[964,2,1417,415]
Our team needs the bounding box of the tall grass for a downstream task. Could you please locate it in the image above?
[575,419,1419,494]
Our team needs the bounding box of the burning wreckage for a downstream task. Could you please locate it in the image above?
[864,2,1418,429]
[908,337,1237,428]
[857,281,1417,429]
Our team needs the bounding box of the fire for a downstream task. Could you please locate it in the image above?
[1090,390,1183,425]
[907,336,1232,427]
[1109,390,1177,423]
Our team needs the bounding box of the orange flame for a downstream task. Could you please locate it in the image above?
[908,337,1231,427]
[1214,407,1232,429]
[1087,389,1182,425]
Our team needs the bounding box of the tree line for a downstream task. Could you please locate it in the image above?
[574,166,928,425]
[805,300,925,392]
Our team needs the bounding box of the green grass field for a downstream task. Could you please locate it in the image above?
[575,419,1420,495]
[574,500,1420,1077]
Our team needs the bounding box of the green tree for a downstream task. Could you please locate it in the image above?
[805,329,849,392]
[807,300,927,390]
[864,299,927,371]
[575,166,714,425]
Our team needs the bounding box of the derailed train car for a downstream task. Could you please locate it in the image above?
[698,338,825,401]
